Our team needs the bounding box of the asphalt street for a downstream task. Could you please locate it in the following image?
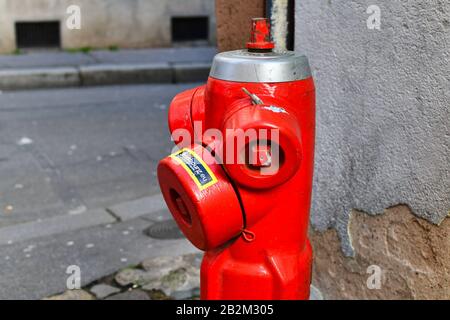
[0,83,201,299]
[0,83,200,227]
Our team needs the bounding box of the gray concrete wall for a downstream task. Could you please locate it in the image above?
[0,0,216,53]
[295,0,449,256]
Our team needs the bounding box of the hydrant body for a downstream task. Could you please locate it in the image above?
[157,19,315,300]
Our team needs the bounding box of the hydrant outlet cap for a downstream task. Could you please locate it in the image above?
[157,145,244,250]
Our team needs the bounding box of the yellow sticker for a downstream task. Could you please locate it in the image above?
[170,148,218,191]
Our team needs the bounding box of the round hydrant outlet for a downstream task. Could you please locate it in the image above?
[158,144,243,250]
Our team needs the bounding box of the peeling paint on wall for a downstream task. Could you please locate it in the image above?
[311,206,450,299]
[295,0,450,256]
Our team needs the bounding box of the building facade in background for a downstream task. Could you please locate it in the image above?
[0,0,216,53]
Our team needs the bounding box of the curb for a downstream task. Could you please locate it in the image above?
[173,62,212,83]
[80,63,172,86]
[0,194,168,247]
[0,62,211,91]
[0,209,116,246]
[107,194,168,222]
[0,67,79,91]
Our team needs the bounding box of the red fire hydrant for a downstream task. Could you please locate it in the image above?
[157,18,315,300]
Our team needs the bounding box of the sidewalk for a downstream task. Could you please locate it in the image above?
[0,193,199,300]
[0,47,216,91]
[0,192,324,300]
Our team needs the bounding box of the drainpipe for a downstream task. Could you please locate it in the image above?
[266,0,295,51]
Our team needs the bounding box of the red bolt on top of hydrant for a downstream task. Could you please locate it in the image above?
[246,18,275,51]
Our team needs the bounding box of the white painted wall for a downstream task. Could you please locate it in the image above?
[0,0,216,53]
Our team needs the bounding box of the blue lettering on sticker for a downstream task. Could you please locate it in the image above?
[175,151,213,186]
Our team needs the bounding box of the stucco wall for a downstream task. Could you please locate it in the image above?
[312,205,450,299]
[296,0,449,298]
[0,0,216,53]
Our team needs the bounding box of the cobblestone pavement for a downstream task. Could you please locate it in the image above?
[47,252,324,300]
[47,253,202,300]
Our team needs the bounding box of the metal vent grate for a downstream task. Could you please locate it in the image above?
[171,16,209,42]
[15,21,61,49]
[144,220,184,240]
